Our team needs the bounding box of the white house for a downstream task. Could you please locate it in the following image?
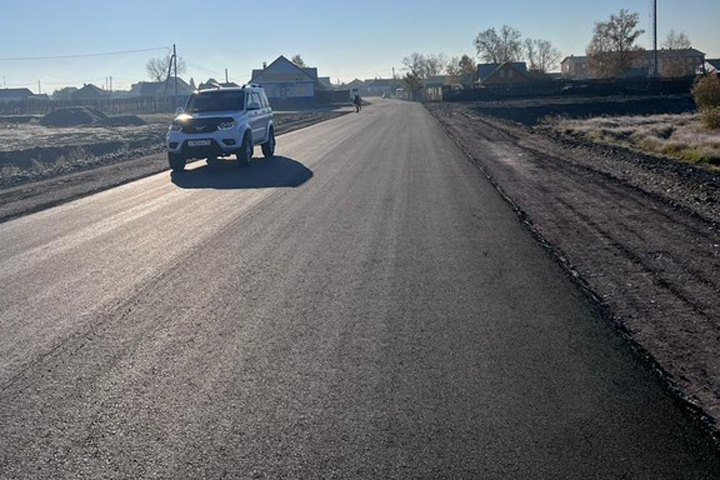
[250,56,328,102]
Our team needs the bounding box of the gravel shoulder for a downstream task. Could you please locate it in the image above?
[0,110,348,223]
[427,101,720,438]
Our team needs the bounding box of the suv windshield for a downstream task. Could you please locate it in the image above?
[185,91,245,113]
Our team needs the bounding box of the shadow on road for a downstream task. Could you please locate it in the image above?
[171,156,313,189]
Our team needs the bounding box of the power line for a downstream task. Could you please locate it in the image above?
[0,47,170,62]
[186,60,224,78]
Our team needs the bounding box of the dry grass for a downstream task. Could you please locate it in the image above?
[0,122,164,152]
[547,113,720,168]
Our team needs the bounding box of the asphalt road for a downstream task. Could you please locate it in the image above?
[1,100,719,479]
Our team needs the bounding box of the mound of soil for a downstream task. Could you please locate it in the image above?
[40,107,109,127]
[102,115,147,127]
[39,108,147,128]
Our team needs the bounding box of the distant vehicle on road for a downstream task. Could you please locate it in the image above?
[166,85,275,172]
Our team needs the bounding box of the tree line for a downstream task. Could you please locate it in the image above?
[400,9,695,97]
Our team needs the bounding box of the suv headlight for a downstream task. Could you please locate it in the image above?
[218,120,237,130]
[169,122,183,132]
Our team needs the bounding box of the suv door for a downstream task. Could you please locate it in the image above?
[247,92,267,143]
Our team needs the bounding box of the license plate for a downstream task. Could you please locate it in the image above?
[187,140,211,147]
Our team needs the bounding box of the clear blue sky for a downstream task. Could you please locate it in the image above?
[1,0,718,92]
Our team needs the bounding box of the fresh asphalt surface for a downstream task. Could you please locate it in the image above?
[1,100,719,478]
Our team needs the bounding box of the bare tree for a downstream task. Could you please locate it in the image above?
[664,30,691,50]
[446,57,462,77]
[662,30,693,77]
[458,55,478,84]
[474,25,522,64]
[402,53,448,79]
[402,71,424,101]
[446,55,478,85]
[401,53,449,100]
[291,54,306,68]
[146,54,186,82]
[525,38,561,73]
[586,9,645,78]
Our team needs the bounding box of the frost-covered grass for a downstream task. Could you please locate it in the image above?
[546,113,720,168]
[0,120,165,152]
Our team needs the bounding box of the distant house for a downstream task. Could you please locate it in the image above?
[344,79,365,93]
[363,78,397,96]
[130,78,195,97]
[562,49,706,79]
[52,86,78,100]
[477,62,534,85]
[561,56,591,80]
[251,56,329,102]
[704,59,720,74]
[650,48,705,77]
[198,78,241,90]
[424,75,458,101]
[70,83,106,101]
[0,88,36,104]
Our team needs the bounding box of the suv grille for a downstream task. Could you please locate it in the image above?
[181,118,232,134]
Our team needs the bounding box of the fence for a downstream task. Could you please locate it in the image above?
[441,76,698,103]
[0,96,189,116]
[0,91,353,116]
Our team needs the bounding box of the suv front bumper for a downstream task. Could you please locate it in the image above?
[167,131,242,159]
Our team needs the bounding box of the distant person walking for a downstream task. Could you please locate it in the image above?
[353,94,362,113]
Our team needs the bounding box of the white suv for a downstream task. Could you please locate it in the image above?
[166,85,275,171]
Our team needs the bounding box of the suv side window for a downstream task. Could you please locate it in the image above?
[260,92,269,109]
[248,92,261,110]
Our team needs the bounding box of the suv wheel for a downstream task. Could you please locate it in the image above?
[261,128,276,158]
[168,153,186,172]
[236,134,253,167]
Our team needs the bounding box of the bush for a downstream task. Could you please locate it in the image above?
[692,75,720,110]
[700,107,720,130]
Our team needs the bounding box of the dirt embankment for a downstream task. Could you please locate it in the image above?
[453,94,696,126]
[427,101,720,441]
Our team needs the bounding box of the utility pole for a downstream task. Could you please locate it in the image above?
[173,43,178,101]
[225,68,229,84]
[38,80,41,94]
[653,0,658,76]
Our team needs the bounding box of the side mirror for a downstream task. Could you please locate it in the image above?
[175,107,184,114]
[247,102,261,111]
